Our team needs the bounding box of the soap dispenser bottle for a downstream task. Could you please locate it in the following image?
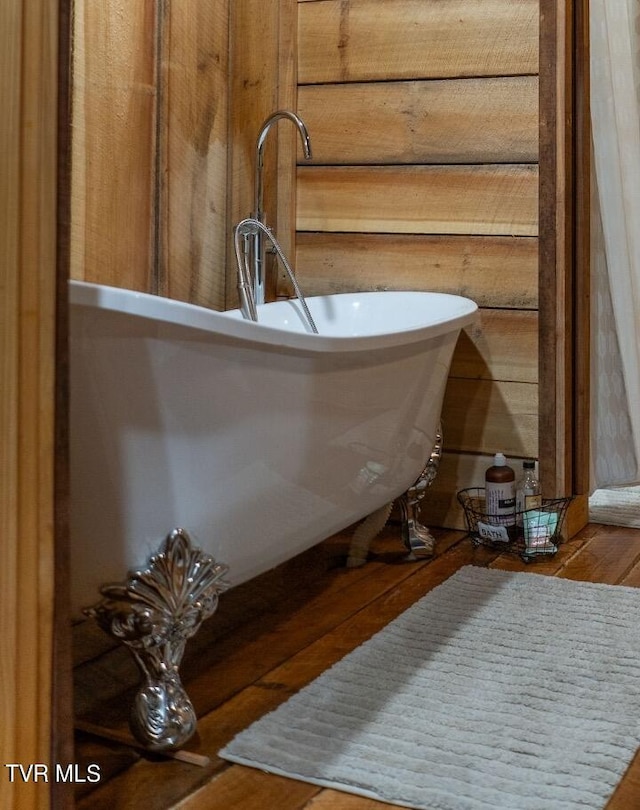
[485,453,516,530]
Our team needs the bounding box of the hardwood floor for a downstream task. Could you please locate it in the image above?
[72,520,640,809]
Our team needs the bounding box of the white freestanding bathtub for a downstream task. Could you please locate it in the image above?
[69,281,477,617]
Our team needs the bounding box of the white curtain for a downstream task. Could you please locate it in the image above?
[590,0,640,489]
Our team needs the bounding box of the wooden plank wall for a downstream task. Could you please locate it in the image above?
[70,1,157,292]
[226,0,300,306]
[295,0,540,528]
[70,0,229,310]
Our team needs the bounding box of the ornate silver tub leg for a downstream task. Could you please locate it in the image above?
[398,423,443,560]
[346,423,444,566]
[85,528,230,752]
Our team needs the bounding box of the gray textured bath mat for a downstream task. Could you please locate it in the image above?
[220,565,640,810]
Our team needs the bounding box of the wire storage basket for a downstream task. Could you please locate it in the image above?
[457,487,572,562]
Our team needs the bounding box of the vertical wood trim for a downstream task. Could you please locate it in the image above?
[274,0,301,298]
[154,0,167,296]
[52,1,74,806]
[539,0,590,502]
[298,0,539,83]
[572,0,591,496]
[539,0,572,497]
[0,1,58,808]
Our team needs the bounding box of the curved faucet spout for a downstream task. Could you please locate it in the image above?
[255,110,312,222]
[253,110,313,307]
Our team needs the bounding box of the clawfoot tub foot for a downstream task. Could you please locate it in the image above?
[347,423,444,566]
[85,528,230,752]
[398,423,443,560]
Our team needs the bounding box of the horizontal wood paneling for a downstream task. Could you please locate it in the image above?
[295,0,543,529]
[297,165,538,235]
[295,233,538,308]
[298,77,538,165]
[298,0,539,83]
[442,379,539,456]
[452,311,539,384]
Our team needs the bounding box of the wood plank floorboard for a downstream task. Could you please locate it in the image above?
[71,521,640,809]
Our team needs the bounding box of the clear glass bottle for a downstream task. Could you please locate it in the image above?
[516,460,542,525]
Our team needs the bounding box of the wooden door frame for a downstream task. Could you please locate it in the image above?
[539,0,590,527]
[1,1,73,808]
[54,0,75,806]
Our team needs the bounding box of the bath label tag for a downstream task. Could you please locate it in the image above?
[477,521,510,543]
